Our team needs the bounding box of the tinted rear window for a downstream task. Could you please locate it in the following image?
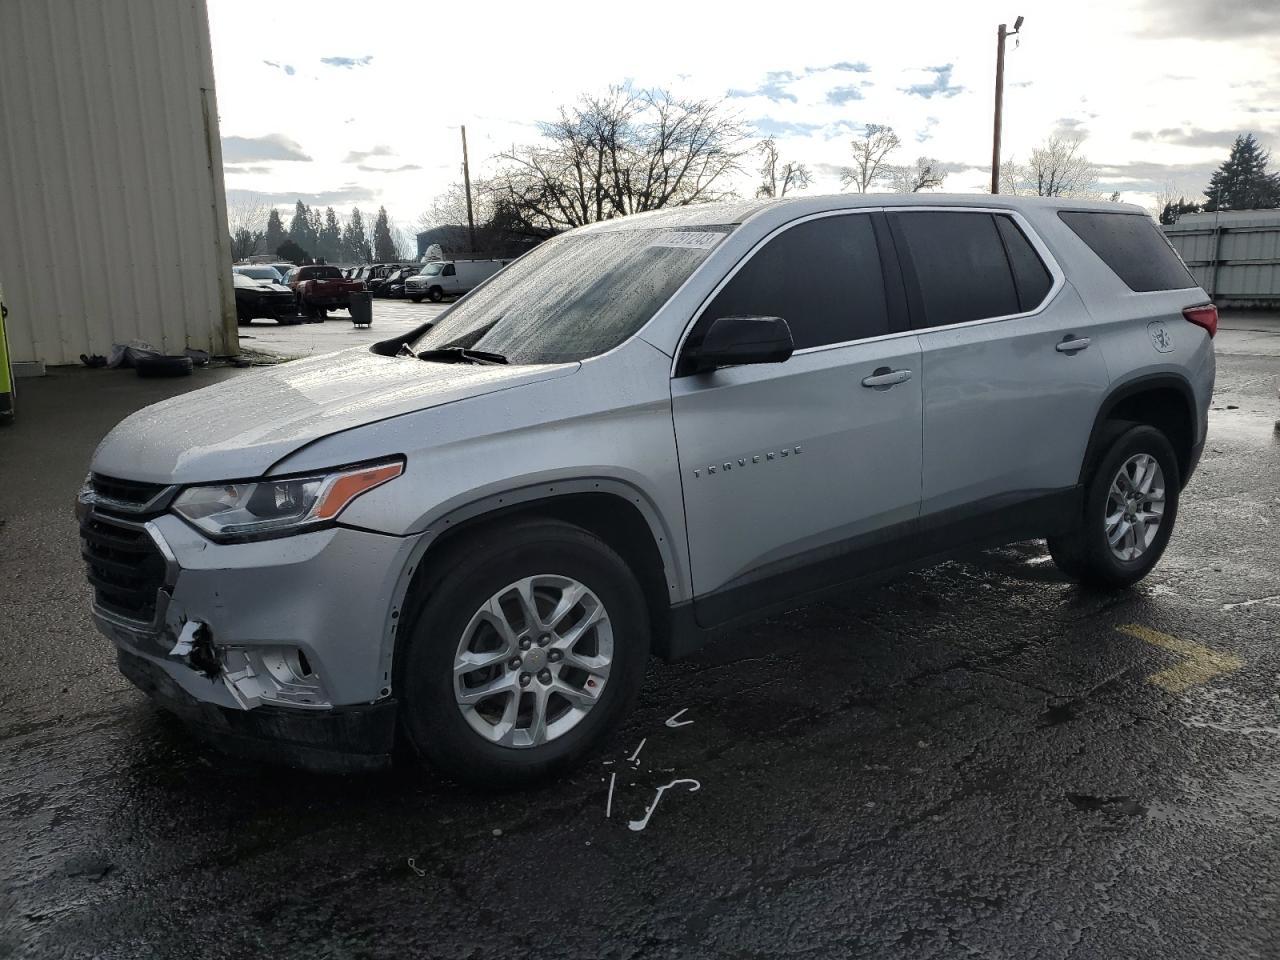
[1058,211,1195,292]
[995,215,1053,311]
[890,211,1019,328]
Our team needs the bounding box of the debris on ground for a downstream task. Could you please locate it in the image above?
[664,708,694,728]
[628,779,701,832]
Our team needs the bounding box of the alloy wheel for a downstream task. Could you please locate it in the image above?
[452,574,613,748]
[1105,453,1166,561]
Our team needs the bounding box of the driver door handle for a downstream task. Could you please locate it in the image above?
[1056,337,1092,353]
[861,367,913,388]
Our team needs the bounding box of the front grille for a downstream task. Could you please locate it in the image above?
[91,474,169,513]
[81,514,168,623]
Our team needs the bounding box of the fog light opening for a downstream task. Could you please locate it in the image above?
[296,649,314,678]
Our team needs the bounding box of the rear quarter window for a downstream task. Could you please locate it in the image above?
[1057,211,1195,292]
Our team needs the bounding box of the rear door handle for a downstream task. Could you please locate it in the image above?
[1056,337,1092,353]
[861,367,913,388]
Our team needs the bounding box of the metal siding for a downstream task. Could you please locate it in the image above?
[0,0,236,366]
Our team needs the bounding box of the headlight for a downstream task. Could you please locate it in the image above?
[172,459,403,541]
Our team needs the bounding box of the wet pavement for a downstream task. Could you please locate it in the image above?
[1,320,1279,959]
[239,297,448,359]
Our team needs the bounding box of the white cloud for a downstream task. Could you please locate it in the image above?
[208,0,1280,218]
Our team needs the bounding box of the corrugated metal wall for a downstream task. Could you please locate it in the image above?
[1165,210,1280,307]
[0,0,236,366]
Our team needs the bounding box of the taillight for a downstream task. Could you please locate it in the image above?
[1183,303,1218,338]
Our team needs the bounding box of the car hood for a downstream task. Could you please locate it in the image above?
[92,349,579,484]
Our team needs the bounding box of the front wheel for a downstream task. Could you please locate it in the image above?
[1049,424,1180,589]
[398,520,650,785]
[427,286,444,303]
[409,296,423,304]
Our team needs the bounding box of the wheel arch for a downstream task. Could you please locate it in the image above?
[1081,373,1197,487]
[386,481,689,670]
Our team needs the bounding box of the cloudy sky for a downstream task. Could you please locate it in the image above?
[208,0,1280,231]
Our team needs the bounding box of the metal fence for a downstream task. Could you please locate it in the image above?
[0,0,236,366]
[1164,210,1280,309]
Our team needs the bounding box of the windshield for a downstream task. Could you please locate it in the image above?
[301,266,343,280]
[418,262,445,276]
[410,227,732,363]
[235,266,281,281]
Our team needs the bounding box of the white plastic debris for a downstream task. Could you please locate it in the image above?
[407,858,426,877]
[664,708,694,728]
[606,772,617,819]
[627,738,647,763]
[628,778,701,832]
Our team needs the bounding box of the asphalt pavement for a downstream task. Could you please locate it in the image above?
[1,313,1278,959]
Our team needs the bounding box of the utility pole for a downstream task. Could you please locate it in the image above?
[461,125,477,254]
[990,15,1023,195]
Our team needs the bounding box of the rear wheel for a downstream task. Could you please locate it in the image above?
[399,520,650,785]
[1048,424,1180,589]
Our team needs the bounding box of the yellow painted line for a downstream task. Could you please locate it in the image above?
[1116,624,1244,694]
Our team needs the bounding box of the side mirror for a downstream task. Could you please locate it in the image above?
[688,315,794,373]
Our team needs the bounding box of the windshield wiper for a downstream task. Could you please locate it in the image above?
[415,346,509,365]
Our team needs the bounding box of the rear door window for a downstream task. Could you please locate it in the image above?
[889,211,1019,328]
[697,213,888,352]
[1057,211,1195,292]
[995,215,1053,311]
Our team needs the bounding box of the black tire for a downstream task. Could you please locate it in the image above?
[427,286,444,303]
[1048,424,1180,589]
[410,296,423,304]
[398,519,650,786]
[135,355,193,378]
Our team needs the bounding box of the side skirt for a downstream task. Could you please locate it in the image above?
[662,486,1082,660]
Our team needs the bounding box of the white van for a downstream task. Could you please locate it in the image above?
[405,259,512,302]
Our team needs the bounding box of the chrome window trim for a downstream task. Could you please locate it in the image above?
[670,205,1067,372]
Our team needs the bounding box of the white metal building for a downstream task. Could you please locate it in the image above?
[0,0,236,367]
[1164,209,1280,308]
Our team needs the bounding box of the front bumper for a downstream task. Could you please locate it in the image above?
[87,511,418,770]
[119,649,397,771]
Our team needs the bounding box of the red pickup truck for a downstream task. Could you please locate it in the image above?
[285,265,365,319]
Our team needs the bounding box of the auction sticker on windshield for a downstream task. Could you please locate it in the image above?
[648,231,725,251]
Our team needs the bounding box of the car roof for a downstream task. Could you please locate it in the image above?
[576,193,1148,235]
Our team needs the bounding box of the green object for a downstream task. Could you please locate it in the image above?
[0,287,13,426]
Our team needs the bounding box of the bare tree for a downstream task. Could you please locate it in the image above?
[1000,134,1100,198]
[416,180,495,234]
[839,124,901,193]
[226,192,271,259]
[487,86,751,235]
[755,137,812,198]
[884,156,947,193]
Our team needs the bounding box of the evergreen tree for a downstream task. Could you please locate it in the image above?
[264,208,287,254]
[288,200,319,255]
[342,207,369,263]
[1204,134,1280,211]
[319,207,343,262]
[372,205,397,261]
[1159,197,1202,226]
[276,238,309,264]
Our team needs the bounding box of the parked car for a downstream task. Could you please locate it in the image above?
[232,271,296,324]
[380,267,418,299]
[233,264,285,284]
[286,264,365,318]
[80,195,1215,785]
[405,259,510,302]
[367,264,415,297]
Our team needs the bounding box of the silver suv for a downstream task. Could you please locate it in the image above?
[80,195,1216,784]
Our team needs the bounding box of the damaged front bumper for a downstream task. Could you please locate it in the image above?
[86,511,419,772]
